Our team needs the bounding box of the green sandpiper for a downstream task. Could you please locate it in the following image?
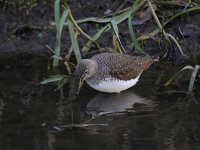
[75,53,157,93]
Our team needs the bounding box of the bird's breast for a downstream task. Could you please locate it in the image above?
[86,75,141,93]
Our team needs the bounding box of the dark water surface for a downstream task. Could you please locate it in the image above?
[0,62,200,150]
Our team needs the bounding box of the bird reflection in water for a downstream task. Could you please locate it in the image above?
[86,90,154,116]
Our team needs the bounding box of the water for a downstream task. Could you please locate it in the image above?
[0,61,200,150]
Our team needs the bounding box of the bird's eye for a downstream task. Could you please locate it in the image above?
[84,70,88,74]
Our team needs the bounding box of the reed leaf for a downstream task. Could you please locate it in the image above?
[166,33,185,56]
[164,7,200,25]
[113,0,146,24]
[112,33,121,53]
[54,0,60,30]
[40,75,68,84]
[147,0,169,41]
[52,55,63,60]
[137,28,160,41]
[159,0,196,7]
[110,20,125,53]
[77,17,112,24]
[128,15,145,54]
[64,61,71,74]
[67,17,82,63]
[53,0,61,66]
[82,0,146,52]
[54,75,70,91]
[188,65,200,93]
[59,9,68,36]
[164,65,194,86]
[136,7,200,42]
[53,0,68,67]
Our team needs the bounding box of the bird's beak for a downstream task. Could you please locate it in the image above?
[77,75,85,95]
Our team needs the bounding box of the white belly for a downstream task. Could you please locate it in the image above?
[86,75,140,93]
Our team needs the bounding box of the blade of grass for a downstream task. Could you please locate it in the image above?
[113,0,146,24]
[53,0,61,66]
[67,18,82,63]
[76,17,112,24]
[45,44,63,60]
[112,33,121,53]
[160,0,197,7]
[147,0,169,41]
[137,28,160,41]
[63,6,100,48]
[40,75,68,84]
[164,65,194,86]
[188,65,200,93]
[54,0,60,31]
[112,0,129,17]
[65,31,79,61]
[54,75,70,91]
[82,0,146,52]
[64,61,71,74]
[53,0,68,67]
[128,15,145,54]
[110,20,125,53]
[166,33,185,56]
[164,7,200,25]
[59,9,68,36]
[52,55,63,60]
[136,7,200,42]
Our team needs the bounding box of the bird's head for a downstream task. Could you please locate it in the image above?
[75,59,98,94]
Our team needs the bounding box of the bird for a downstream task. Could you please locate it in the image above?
[75,53,157,93]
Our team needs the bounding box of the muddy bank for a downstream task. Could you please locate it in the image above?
[0,0,200,67]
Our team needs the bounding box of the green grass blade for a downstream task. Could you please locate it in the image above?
[136,7,200,42]
[54,10,68,65]
[53,38,61,66]
[159,0,196,7]
[52,55,63,60]
[67,18,82,63]
[166,33,185,56]
[110,20,125,53]
[164,65,194,86]
[137,28,160,41]
[40,75,68,84]
[64,61,71,74]
[53,0,68,67]
[188,65,200,93]
[128,15,145,54]
[54,0,60,31]
[81,0,146,52]
[59,10,68,36]
[147,0,169,41]
[75,0,145,25]
[77,17,112,24]
[45,44,63,60]
[53,0,61,67]
[164,7,200,26]
[54,75,70,91]
[114,0,146,24]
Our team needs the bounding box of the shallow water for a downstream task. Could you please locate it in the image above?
[0,62,200,150]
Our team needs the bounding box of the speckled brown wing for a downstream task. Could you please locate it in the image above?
[91,53,155,81]
[110,55,155,80]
